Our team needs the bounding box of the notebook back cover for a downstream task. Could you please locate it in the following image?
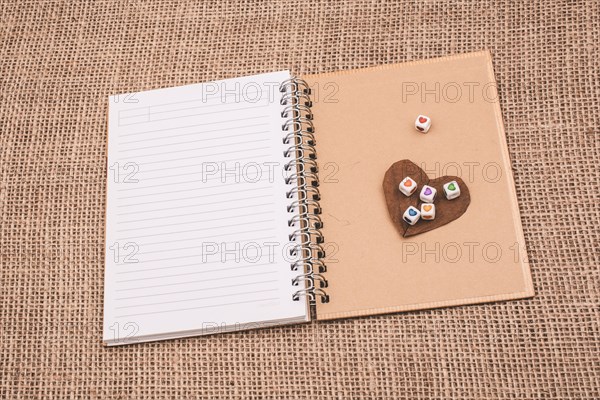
[304,51,534,320]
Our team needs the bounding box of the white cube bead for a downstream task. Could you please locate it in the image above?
[419,185,437,203]
[420,203,436,220]
[443,180,461,200]
[415,115,431,133]
[398,177,418,196]
[403,206,421,225]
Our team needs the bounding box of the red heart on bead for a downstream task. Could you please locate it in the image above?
[418,116,428,124]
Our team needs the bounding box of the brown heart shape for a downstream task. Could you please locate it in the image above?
[383,159,471,237]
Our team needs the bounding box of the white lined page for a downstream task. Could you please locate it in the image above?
[103,71,307,345]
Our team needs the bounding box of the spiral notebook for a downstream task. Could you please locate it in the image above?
[104,51,534,345]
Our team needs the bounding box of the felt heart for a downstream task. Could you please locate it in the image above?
[418,116,428,123]
[383,159,471,237]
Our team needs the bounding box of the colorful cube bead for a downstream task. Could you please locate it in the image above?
[419,185,437,203]
[415,115,431,133]
[443,180,461,200]
[403,206,421,225]
[420,203,436,220]
[398,177,418,196]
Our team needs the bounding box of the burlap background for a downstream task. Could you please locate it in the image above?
[1,1,598,399]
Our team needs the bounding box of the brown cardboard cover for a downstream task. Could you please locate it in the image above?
[304,51,534,320]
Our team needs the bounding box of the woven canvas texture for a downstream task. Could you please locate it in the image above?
[1,0,599,399]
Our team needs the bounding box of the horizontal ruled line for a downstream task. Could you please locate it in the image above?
[117,137,269,160]
[116,187,272,208]
[119,202,275,224]
[118,123,269,145]
[118,89,269,114]
[127,227,276,247]
[117,247,274,275]
[116,270,277,292]
[138,154,272,174]
[115,279,278,300]
[122,247,274,266]
[116,210,274,232]
[116,194,273,216]
[114,297,279,318]
[120,94,268,119]
[117,168,272,193]
[115,218,276,241]
[115,288,278,309]
[132,146,271,167]
[118,130,269,152]
[118,115,269,137]
[117,177,272,200]
[117,261,276,282]
[136,165,270,183]
[119,104,270,126]
[132,237,275,257]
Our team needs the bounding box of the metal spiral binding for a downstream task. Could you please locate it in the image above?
[280,77,329,304]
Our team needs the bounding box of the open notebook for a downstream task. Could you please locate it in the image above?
[104,51,534,345]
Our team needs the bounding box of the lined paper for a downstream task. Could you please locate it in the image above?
[103,71,308,345]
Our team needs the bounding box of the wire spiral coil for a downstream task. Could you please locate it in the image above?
[280,77,329,304]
